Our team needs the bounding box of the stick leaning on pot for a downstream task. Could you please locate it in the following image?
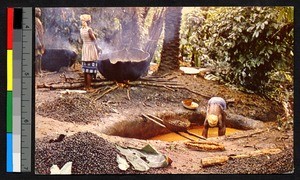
[141,114,206,141]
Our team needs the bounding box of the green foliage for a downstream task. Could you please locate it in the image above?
[180,8,206,67]
[181,7,294,106]
[201,7,292,89]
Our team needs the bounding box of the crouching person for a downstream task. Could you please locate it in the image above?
[202,97,227,138]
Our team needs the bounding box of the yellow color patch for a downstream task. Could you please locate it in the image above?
[7,50,13,91]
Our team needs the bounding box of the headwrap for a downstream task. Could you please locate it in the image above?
[206,114,218,127]
[35,8,41,14]
[80,14,91,22]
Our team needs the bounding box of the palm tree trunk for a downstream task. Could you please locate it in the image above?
[157,7,182,74]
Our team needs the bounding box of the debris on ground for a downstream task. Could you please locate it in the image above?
[50,162,72,175]
[116,144,172,171]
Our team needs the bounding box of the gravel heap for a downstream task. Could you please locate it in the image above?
[37,94,104,123]
[35,132,123,174]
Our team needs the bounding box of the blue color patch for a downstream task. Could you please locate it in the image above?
[7,133,13,172]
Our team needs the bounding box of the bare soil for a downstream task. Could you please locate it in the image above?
[35,66,294,174]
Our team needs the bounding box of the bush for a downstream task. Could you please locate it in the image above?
[181,7,293,101]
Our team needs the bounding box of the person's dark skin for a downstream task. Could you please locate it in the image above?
[88,29,96,41]
[202,104,226,138]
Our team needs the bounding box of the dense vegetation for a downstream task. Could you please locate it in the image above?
[181,7,293,96]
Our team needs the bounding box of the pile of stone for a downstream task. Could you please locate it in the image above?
[37,94,104,123]
[35,132,122,174]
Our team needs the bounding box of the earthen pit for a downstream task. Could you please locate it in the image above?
[103,111,264,141]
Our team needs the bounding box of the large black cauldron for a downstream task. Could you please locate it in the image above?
[97,49,150,82]
[42,49,77,72]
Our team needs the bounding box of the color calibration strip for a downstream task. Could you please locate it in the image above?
[7,7,14,173]
[7,7,32,173]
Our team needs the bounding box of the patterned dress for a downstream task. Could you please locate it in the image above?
[80,27,99,73]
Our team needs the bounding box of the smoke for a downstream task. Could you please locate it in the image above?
[40,7,153,57]
[96,39,116,55]
[41,8,80,53]
[44,31,78,52]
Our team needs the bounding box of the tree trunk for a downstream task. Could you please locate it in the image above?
[131,7,144,49]
[121,7,142,49]
[157,7,182,74]
[141,7,150,25]
[144,8,166,62]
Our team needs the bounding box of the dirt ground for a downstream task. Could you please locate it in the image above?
[35,65,294,174]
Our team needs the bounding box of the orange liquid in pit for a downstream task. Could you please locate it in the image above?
[149,126,240,141]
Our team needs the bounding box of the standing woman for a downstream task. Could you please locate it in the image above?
[35,8,44,76]
[80,14,99,92]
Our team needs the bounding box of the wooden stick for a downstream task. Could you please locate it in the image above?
[229,148,282,159]
[139,77,177,83]
[93,84,119,101]
[178,86,211,99]
[185,141,225,151]
[37,81,115,89]
[44,82,84,89]
[37,81,71,87]
[201,156,229,167]
[127,88,131,101]
[92,81,115,87]
[146,114,164,124]
[201,148,282,167]
[226,129,265,140]
[141,114,166,128]
[162,86,176,92]
[88,86,109,97]
[166,76,178,81]
[176,132,195,141]
[160,73,171,78]
[155,81,183,86]
[127,81,181,88]
[93,87,105,94]
[185,131,207,140]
